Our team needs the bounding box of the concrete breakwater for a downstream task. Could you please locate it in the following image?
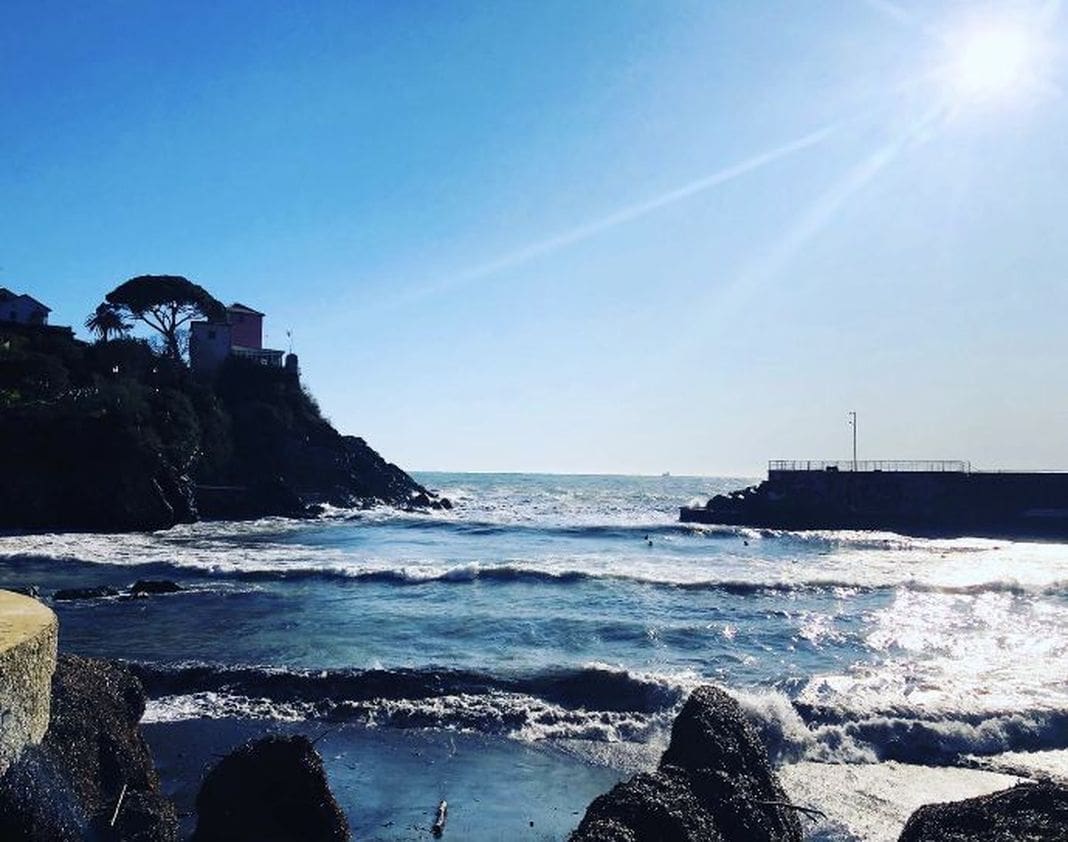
[0,591,57,777]
[682,465,1068,538]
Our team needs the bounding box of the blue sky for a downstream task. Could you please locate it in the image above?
[3,1,1067,474]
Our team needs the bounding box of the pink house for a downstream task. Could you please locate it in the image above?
[227,303,264,349]
[190,301,289,374]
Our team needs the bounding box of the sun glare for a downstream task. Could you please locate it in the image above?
[945,19,1045,103]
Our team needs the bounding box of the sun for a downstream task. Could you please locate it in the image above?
[953,26,1030,97]
[943,17,1047,103]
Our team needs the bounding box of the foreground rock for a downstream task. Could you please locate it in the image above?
[0,592,57,778]
[0,654,176,840]
[898,780,1068,841]
[571,685,802,842]
[192,735,349,842]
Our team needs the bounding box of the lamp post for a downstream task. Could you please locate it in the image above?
[848,411,857,471]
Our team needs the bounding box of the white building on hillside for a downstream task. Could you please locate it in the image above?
[0,288,50,326]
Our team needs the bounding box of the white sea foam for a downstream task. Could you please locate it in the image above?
[969,748,1068,782]
[797,584,1068,715]
[144,692,315,723]
[142,687,673,744]
[779,761,1021,842]
[4,518,1068,601]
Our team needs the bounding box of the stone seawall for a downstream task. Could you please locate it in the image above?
[682,470,1068,538]
[0,591,58,776]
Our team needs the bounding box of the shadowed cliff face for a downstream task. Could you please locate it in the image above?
[0,327,432,532]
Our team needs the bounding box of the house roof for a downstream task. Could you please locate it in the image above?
[16,294,50,312]
[228,302,264,316]
[0,288,50,311]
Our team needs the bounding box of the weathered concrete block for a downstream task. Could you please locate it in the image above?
[0,590,58,776]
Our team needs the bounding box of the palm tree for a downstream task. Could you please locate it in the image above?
[85,302,130,343]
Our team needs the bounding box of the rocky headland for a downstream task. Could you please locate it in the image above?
[0,318,445,533]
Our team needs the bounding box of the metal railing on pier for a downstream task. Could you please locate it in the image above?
[769,460,971,473]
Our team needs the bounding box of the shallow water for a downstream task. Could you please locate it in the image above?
[2,472,1066,838]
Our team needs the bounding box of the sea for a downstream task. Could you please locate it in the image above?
[1,472,1066,841]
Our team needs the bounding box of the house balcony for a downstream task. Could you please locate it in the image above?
[231,345,284,367]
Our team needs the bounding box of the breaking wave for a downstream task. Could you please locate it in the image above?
[735,688,1068,767]
[136,660,1068,769]
[10,550,1067,600]
[136,662,694,743]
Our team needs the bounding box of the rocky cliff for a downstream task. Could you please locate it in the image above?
[0,326,440,532]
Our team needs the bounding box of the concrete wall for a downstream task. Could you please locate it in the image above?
[0,591,58,776]
[190,321,233,374]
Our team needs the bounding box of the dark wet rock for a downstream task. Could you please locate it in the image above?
[572,768,726,841]
[89,789,180,842]
[571,685,801,842]
[53,586,121,601]
[897,780,1068,841]
[128,580,183,596]
[0,655,177,841]
[192,735,349,842]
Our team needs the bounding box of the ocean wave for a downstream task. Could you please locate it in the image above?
[135,661,693,743]
[327,513,746,542]
[734,688,1068,766]
[130,661,691,715]
[754,528,1004,552]
[8,547,1068,600]
[142,688,669,743]
[135,662,1068,767]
